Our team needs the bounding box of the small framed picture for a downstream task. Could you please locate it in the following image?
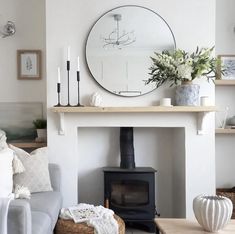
[217,55,235,80]
[17,50,42,80]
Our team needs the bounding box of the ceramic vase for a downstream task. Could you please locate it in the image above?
[193,195,233,232]
[175,82,200,106]
[90,92,102,107]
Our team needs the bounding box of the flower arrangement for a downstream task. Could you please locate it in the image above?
[146,47,217,88]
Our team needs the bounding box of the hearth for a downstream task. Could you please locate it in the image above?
[103,167,157,232]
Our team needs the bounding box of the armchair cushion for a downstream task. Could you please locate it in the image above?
[29,191,62,230]
[32,211,51,234]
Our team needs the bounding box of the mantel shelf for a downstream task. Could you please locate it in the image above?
[51,106,216,135]
[51,106,216,113]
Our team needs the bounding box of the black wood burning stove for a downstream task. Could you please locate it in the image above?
[103,167,157,232]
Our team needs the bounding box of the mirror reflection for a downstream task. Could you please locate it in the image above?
[86,5,176,97]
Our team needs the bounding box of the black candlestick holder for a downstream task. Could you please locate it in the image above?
[66,60,71,106]
[54,83,63,107]
[75,71,84,107]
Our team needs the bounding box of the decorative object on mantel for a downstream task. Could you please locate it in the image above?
[75,57,84,107]
[193,195,233,232]
[89,92,102,107]
[55,67,62,106]
[147,47,218,106]
[33,119,47,142]
[160,98,172,107]
[175,82,200,106]
[66,46,71,106]
[54,47,84,107]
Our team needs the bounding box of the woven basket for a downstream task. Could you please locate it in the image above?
[55,214,125,234]
[217,187,235,219]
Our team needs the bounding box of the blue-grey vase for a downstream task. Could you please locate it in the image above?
[175,83,200,106]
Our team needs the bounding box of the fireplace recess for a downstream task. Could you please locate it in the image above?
[103,167,157,232]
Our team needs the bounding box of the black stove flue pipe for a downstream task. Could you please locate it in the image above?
[120,127,135,169]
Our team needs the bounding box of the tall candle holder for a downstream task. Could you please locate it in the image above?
[66,60,71,106]
[54,83,62,106]
[75,71,84,106]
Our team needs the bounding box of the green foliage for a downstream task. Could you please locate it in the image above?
[146,47,218,88]
[33,119,47,129]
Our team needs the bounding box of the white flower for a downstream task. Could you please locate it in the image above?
[178,58,184,63]
[177,64,193,80]
[186,58,193,65]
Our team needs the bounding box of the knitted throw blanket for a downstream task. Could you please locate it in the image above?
[60,203,118,234]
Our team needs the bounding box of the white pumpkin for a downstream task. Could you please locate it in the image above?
[193,195,233,232]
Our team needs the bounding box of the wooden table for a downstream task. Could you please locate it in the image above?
[155,218,235,234]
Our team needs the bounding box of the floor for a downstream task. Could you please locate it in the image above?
[125,228,155,234]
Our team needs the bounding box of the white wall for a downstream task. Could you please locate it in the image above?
[215,0,235,187]
[0,0,46,116]
[46,0,216,218]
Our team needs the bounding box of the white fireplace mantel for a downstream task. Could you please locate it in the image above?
[51,106,216,135]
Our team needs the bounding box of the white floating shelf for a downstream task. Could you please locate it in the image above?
[51,106,216,135]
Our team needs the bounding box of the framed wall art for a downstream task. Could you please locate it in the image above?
[217,55,235,80]
[17,50,42,80]
[0,102,43,140]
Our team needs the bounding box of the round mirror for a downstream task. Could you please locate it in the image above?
[86,5,176,97]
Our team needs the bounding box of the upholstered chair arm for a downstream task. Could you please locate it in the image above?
[8,199,32,234]
[49,163,61,192]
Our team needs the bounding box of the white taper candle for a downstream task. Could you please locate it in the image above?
[57,67,61,83]
[67,46,70,61]
[77,56,80,71]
